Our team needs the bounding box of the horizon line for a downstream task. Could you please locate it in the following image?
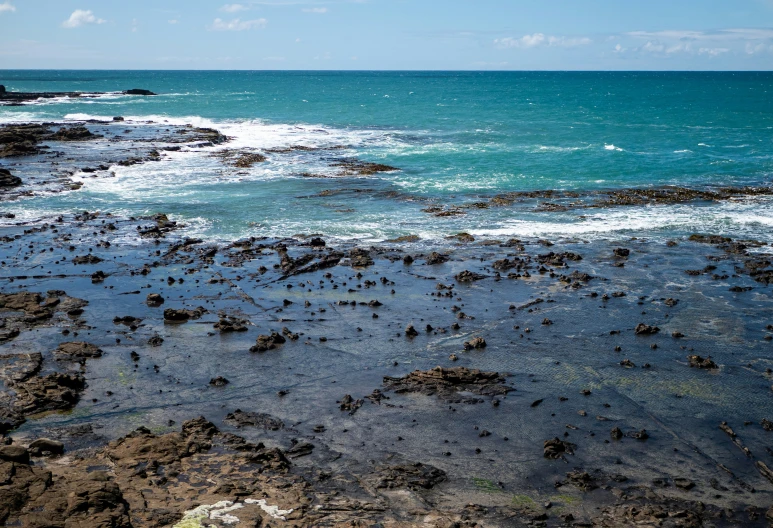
[2,68,773,73]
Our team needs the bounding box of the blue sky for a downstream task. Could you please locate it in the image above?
[2,0,773,69]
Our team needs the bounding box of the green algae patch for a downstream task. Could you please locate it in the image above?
[511,494,539,510]
[472,477,503,493]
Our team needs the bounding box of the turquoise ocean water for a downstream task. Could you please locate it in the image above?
[1,70,772,244]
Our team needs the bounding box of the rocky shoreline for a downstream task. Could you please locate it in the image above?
[1,119,773,526]
[0,86,156,105]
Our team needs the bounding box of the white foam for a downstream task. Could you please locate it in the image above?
[604,144,623,152]
[61,112,399,152]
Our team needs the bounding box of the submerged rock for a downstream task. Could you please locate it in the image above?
[224,409,284,430]
[383,366,513,402]
[688,355,718,369]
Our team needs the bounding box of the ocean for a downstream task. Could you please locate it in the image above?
[2,70,773,244]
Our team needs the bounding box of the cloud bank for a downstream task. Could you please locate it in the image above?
[210,17,267,31]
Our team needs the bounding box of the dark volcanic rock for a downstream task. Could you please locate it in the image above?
[425,251,449,265]
[339,394,364,415]
[146,293,164,306]
[250,332,286,352]
[348,248,374,267]
[49,126,98,141]
[124,88,156,96]
[463,336,487,350]
[687,355,718,369]
[209,376,230,387]
[214,316,248,333]
[544,437,575,459]
[0,168,21,187]
[224,409,284,430]
[635,323,660,335]
[53,342,103,362]
[163,306,206,323]
[373,462,447,490]
[455,270,486,282]
[383,366,513,402]
[72,254,103,265]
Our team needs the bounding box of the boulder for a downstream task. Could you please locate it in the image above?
[0,445,30,463]
[124,88,156,96]
[28,438,64,457]
[0,168,21,187]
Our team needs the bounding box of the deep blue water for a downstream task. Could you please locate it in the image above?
[1,70,773,243]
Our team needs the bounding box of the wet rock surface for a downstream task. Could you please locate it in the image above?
[0,121,772,526]
[383,366,513,402]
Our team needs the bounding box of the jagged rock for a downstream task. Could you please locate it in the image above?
[224,409,284,430]
[53,342,103,362]
[544,438,575,459]
[383,366,513,402]
[688,355,718,369]
[209,376,230,387]
[635,323,660,335]
[214,316,248,333]
[0,168,21,187]
[425,252,449,265]
[372,462,447,490]
[455,270,485,282]
[146,293,164,306]
[50,125,98,141]
[163,306,206,322]
[72,254,103,265]
[463,336,487,350]
[339,395,363,415]
[250,332,286,352]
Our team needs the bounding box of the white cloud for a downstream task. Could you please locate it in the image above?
[168,19,178,24]
[623,28,773,58]
[495,33,544,48]
[547,36,592,47]
[627,28,773,42]
[699,47,729,56]
[210,17,267,31]
[0,2,16,13]
[62,9,105,28]
[302,7,327,13]
[221,3,248,13]
[494,33,591,49]
[641,41,665,53]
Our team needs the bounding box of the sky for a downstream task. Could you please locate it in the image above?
[1,0,773,70]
